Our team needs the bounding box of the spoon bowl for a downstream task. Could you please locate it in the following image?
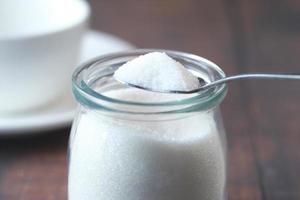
[116,73,300,94]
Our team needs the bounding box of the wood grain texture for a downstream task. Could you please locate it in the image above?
[0,130,69,200]
[227,0,300,199]
[0,0,299,199]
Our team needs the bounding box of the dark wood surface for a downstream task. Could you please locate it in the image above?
[1,0,300,199]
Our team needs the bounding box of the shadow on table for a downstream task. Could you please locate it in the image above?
[0,128,70,150]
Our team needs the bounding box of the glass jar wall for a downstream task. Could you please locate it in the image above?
[68,49,228,200]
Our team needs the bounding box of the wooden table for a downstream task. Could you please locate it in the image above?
[1,0,300,199]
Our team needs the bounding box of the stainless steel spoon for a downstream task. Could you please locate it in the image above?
[116,73,300,94]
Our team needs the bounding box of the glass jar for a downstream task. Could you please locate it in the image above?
[68,49,228,200]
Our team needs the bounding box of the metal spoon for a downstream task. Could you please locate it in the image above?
[116,73,300,94]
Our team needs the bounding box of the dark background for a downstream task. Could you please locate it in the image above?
[1,0,300,199]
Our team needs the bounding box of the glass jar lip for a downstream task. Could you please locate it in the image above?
[72,49,227,109]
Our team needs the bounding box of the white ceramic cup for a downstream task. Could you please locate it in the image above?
[0,0,90,113]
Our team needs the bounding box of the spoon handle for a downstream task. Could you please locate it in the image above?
[203,73,300,90]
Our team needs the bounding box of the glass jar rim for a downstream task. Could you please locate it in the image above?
[72,49,227,113]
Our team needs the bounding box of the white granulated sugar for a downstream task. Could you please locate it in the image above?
[114,52,200,91]
[68,88,226,200]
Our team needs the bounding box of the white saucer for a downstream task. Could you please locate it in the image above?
[0,30,135,135]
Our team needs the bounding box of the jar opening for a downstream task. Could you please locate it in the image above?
[72,49,227,114]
